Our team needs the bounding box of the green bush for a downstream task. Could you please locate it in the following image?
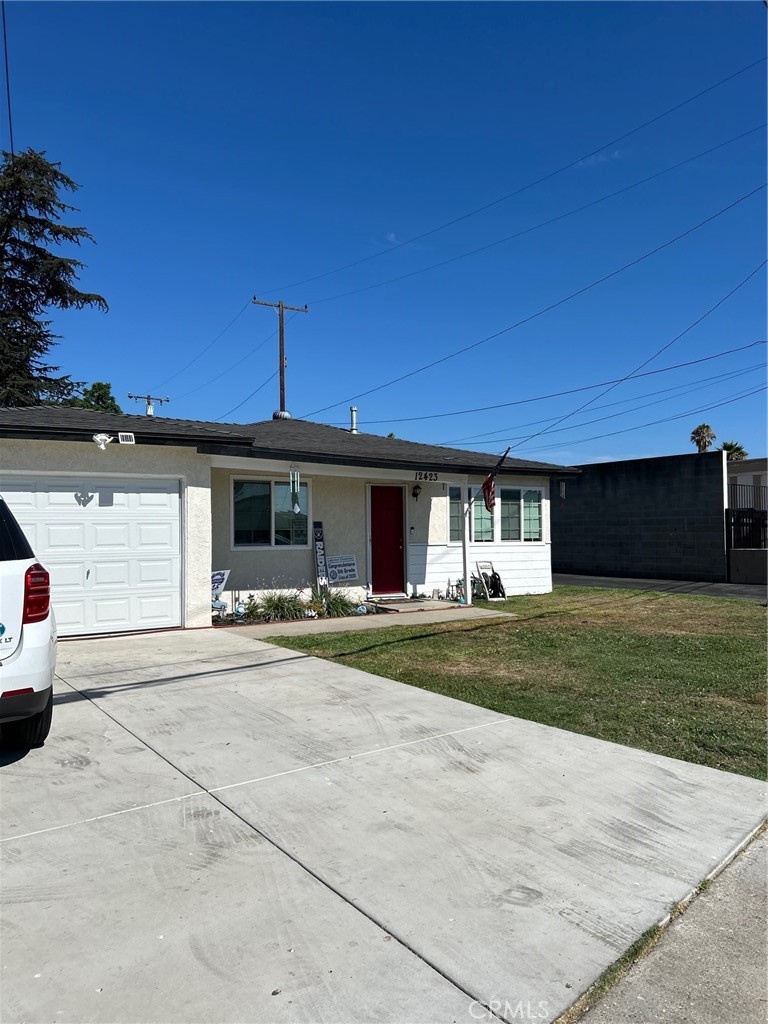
[321,588,358,618]
[304,585,358,618]
[256,591,306,622]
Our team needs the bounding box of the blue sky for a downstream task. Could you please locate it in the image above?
[7,1,767,463]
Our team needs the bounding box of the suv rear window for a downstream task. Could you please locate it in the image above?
[0,499,34,561]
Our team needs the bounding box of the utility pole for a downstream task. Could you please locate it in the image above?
[128,393,170,417]
[252,297,308,414]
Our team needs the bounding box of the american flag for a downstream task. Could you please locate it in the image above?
[480,447,511,512]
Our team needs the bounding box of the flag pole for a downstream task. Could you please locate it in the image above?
[461,447,511,607]
[462,487,472,606]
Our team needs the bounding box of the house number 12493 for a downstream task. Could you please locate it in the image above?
[413,471,439,482]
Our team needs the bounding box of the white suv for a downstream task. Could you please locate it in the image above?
[0,497,56,748]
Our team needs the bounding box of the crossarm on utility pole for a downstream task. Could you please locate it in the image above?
[252,297,308,413]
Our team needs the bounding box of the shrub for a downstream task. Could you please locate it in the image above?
[321,588,358,618]
[256,591,306,622]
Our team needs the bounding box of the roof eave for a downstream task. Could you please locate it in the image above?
[198,442,581,475]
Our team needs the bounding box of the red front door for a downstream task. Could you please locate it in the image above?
[370,486,405,594]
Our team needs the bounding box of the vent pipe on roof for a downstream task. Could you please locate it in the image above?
[350,406,358,434]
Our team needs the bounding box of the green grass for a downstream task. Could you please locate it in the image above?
[267,586,767,780]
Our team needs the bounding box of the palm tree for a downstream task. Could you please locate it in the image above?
[690,423,716,453]
[718,440,749,461]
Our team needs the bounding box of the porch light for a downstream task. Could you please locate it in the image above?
[412,484,422,500]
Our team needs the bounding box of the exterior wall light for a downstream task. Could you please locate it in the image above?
[412,484,422,500]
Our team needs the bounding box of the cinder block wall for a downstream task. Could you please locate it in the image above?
[551,452,728,582]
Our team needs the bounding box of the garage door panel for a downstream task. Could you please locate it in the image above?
[45,523,86,551]
[48,562,87,589]
[137,593,179,625]
[136,489,178,509]
[92,597,133,626]
[136,559,177,585]
[1,484,35,507]
[136,522,176,548]
[0,475,182,636]
[52,599,88,630]
[92,561,131,587]
[46,485,85,507]
[93,523,131,549]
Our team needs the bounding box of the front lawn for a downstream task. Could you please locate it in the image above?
[267,586,767,780]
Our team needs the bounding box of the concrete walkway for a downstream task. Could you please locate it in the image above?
[226,600,512,637]
[585,830,767,1024]
[2,629,765,1024]
[553,573,767,602]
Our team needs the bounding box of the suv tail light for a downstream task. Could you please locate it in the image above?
[23,563,50,623]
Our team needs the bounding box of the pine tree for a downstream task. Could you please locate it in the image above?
[0,149,108,406]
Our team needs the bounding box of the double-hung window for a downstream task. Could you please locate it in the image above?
[470,486,494,542]
[500,488,542,542]
[449,486,463,542]
[233,479,309,548]
[448,485,543,544]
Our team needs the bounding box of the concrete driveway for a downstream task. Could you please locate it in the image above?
[1,630,765,1024]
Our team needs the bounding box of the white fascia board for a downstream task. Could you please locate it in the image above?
[208,453,470,484]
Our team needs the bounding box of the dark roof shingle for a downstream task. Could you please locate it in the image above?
[0,408,579,476]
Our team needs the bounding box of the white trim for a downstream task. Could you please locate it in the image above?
[447,484,464,546]
[210,453,473,484]
[229,474,312,551]
[498,484,546,544]
[0,469,183,480]
[468,485,496,544]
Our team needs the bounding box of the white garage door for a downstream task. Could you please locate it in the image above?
[0,475,182,637]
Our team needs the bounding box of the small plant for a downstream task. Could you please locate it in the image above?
[321,588,357,618]
[256,591,306,622]
[305,585,357,618]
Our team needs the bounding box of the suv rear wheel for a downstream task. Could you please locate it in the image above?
[0,690,53,749]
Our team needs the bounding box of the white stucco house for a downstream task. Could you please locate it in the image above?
[0,408,578,637]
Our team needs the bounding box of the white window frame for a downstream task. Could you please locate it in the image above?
[448,485,464,545]
[499,486,544,544]
[230,476,312,551]
[468,486,495,543]
[446,485,546,545]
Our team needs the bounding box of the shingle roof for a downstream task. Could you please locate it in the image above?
[0,407,579,476]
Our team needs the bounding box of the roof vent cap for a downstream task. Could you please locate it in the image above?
[272,410,293,420]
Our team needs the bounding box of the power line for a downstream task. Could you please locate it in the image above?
[518,384,766,455]
[301,184,766,418]
[440,363,765,446]
[307,125,765,307]
[1,0,13,156]
[214,370,278,422]
[325,342,767,426]
[176,311,300,401]
[260,57,766,296]
[508,259,767,451]
[439,365,763,448]
[151,300,251,390]
[327,342,765,425]
[174,126,762,407]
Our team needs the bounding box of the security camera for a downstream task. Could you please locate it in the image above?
[92,433,114,450]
